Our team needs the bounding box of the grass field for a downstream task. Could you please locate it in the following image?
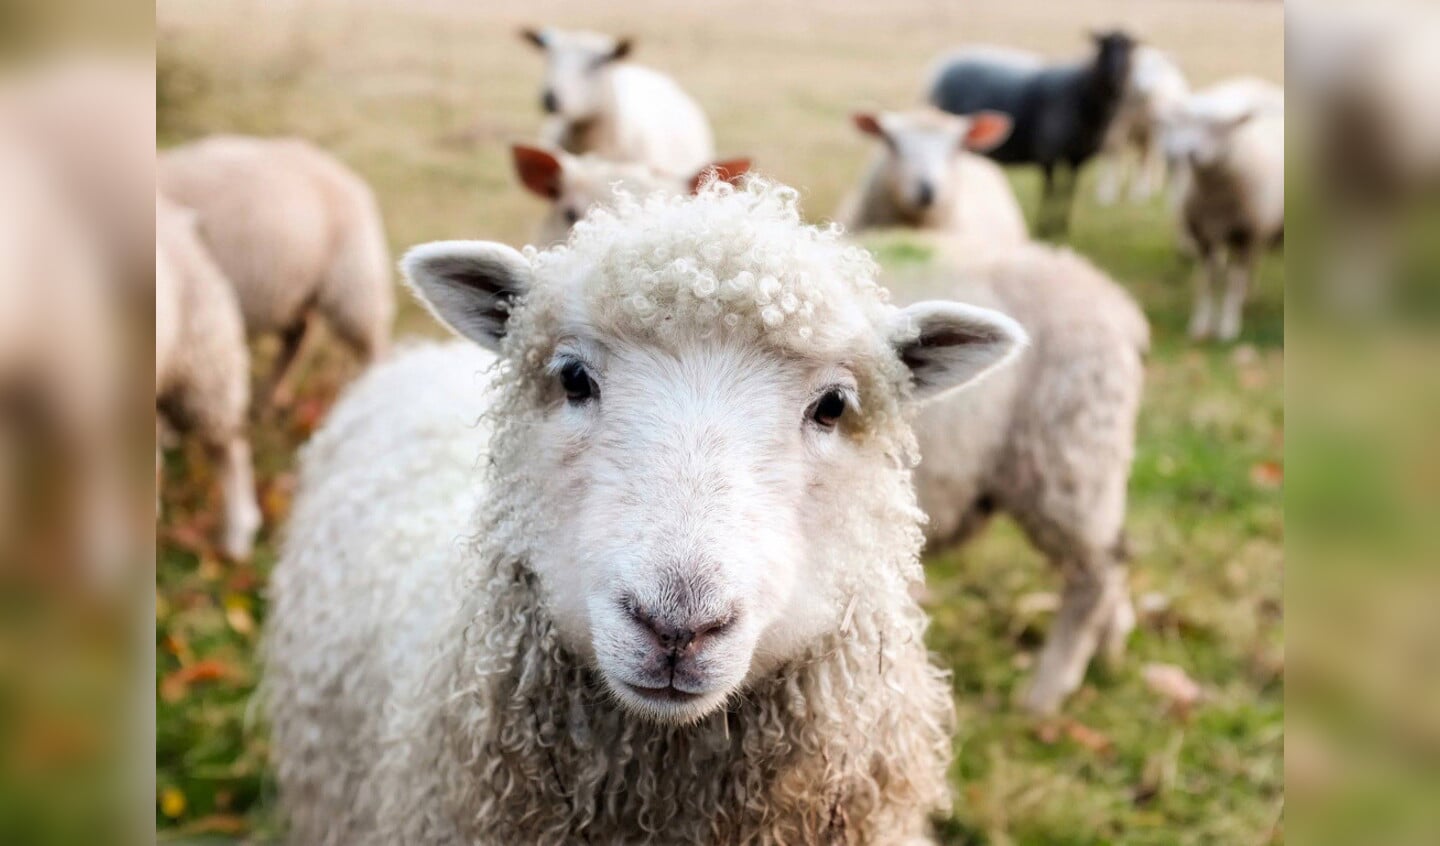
[155,0,1285,841]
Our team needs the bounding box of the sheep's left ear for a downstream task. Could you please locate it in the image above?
[889,301,1028,402]
[606,38,633,63]
[689,158,751,194]
[402,241,532,353]
[962,111,1012,152]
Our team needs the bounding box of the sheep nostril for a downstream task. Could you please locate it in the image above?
[542,90,559,114]
[625,600,735,654]
[915,181,936,209]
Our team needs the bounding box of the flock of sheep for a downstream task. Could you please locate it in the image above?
[33,19,1293,844]
[258,28,1285,844]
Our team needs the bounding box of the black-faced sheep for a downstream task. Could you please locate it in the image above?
[927,31,1138,237]
[264,178,1030,843]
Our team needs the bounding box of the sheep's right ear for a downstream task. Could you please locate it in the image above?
[689,158,751,194]
[853,113,886,139]
[889,301,1028,402]
[403,241,532,352]
[512,145,565,200]
[521,28,547,49]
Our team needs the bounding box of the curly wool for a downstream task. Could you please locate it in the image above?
[265,180,955,844]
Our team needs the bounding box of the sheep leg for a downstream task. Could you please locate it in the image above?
[1096,582,1136,668]
[1095,151,1122,207]
[1132,134,1160,202]
[1216,242,1256,343]
[1188,247,1224,341]
[264,313,313,411]
[1023,561,1124,714]
[215,435,262,562]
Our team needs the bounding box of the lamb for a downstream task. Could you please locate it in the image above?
[511,143,750,246]
[1164,81,1284,342]
[837,109,1029,250]
[264,178,1030,844]
[521,27,715,176]
[156,193,262,562]
[927,30,1138,237]
[862,232,1149,713]
[1094,45,1190,205]
[158,136,395,407]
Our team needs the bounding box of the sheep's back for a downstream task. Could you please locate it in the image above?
[263,339,498,844]
[158,136,380,334]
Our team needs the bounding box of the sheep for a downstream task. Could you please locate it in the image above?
[0,128,121,578]
[264,177,1031,844]
[861,231,1148,714]
[1094,45,1190,205]
[837,108,1029,250]
[0,59,155,295]
[510,143,750,246]
[158,136,395,408]
[156,193,262,562]
[521,27,716,176]
[1163,82,1284,342]
[927,30,1138,237]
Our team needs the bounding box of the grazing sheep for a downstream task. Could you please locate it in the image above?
[511,143,750,245]
[865,232,1148,714]
[265,178,1030,843]
[156,194,261,562]
[521,27,715,176]
[928,31,1138,236]
[1094,45,1190,205]
[838,109,1029,250]
[1164,83,1284,342]
[159,136,395,407]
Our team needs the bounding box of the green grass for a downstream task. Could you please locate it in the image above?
[155,1,1284,841]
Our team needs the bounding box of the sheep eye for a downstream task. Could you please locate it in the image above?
[563,207,581,225]
[809,389,847,429]
[559,360,596,403]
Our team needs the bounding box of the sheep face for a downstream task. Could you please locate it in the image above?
[1090,29,1137,97]
[404,183,1026,724]
[853,110,1011,219]
[522,28,631,123]
[1162,109,1255,172]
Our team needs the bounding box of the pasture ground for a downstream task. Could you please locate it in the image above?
[155,1,1285,842]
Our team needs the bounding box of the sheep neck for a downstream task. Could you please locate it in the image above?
[430,553,954,844]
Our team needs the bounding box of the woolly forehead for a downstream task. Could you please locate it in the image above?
[515,183,899,379]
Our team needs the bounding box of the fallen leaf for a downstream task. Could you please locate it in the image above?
[1064,719,1114,755]
[1250,461,1283,490]
[262,472,297,522]
[160,786,187,819]
[224,594,255,636]
[159,658,244,703]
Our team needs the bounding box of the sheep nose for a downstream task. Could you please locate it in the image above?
[627,602,734,655]
[542,90,559,114]
[915,181,936,209]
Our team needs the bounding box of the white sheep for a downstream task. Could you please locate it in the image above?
[156,193,262,562]
[264,178,1030,843]
[0,128,121,577]
[511,143,750,246]
[1164,81,1284,342]
[521,27,716,176]
[158,136,395,407]
[838,109,1028,250]
[1095,45,1190,205]
[865,232,1149,714]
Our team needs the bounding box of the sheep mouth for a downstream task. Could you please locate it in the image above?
[619,681,705,704]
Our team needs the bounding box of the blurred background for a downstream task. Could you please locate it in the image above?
[0,0,1436,842]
